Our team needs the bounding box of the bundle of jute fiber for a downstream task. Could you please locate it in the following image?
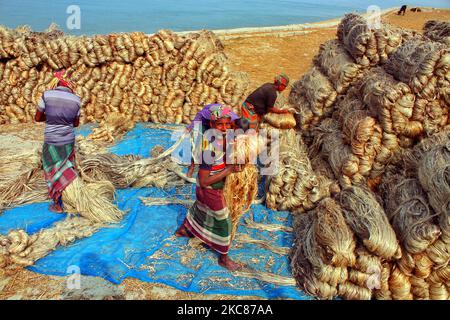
[416,141,450,254]
[337,13,415,66]
[0,134,49,211]
[263,92,297,129]
[265,128,332,213]
[417,142,450,220]
[88,112,135,143]
[374,262,393,300]
[388,266,414,300]
[313,198,356,268]
[355,67,419,141]
[339,246,383,300]
[61,177,125,223]
[78,132,195,189]
[0,25,249,126]
[314,39,367,94]
[0,134,41,189]
[289,67,337,130]
[339,185,402,260]
[401,131,449,176]
[0,167,48,213]
[290,212,349,300]
[0,216,101,268]
[379,173,441,254]
[223,134,263,240]
[331,92,386,183]
[263,111,297,130]
[310,118,361,187]
[384,39,450,102]
[412,98,449,137]
[423,20,450,45]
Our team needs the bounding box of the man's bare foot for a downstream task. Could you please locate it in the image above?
[218,255,243,271]
[49,203,64,213]
[175,225,193,238]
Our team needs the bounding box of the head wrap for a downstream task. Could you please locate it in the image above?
[274,73,289,86]
[49,69,74,91]
[210,104,233,121]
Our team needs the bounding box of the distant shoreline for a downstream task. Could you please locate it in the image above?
[170,6,447,39]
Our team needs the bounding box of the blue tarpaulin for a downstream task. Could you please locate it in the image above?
[0,123,310,299]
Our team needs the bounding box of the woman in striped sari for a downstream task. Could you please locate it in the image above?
[175,105,243,271]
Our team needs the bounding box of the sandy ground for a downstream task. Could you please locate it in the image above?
[1,7,449,300]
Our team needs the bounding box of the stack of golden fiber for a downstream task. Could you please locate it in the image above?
[384,39,449,136]
[337,13,420,67]
[291,152,449,300]
[303,134,449,300]
[289,14,420,131]
[288,14,449,300]
[314,39,367,95]
[0,25,249,125]
[289,67,337,130]
[290,14,449,188]
[264,128,335,214]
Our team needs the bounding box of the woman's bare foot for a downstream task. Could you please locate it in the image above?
[49,203,64,213]
[175,225,193,238]
[218,255,243,271]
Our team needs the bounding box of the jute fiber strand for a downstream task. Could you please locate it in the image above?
[289,66,337,130]
[309,153,341,195]
[0,25,249,126]
[337,13,419,67]
[313,198,356,268]
[0,216,101,268]
[265,128,332,213]
[61,177,124,223]
[339,186,401,260]
[0,135,48,212]
[223,134,262,240]
[290,212,346,300]
[314,39,367,94]
[88,112,135,143]
[388,266,413,300]
[417,141,450,246]
[342,247,381,300]
[79,150,194,189]
[423,20,450,45]
[379,173,441,254]
[384,39,450,115]
[374,262,393,300]
[310,118,361,188]
[401,131,450,176]
[355,67,419,141]
[263,92,297,129]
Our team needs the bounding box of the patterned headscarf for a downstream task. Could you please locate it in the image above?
[274,73,289,86]
[210,104,233,121]
[49,69,75,91]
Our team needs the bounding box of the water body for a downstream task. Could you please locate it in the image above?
[0,0,449,35]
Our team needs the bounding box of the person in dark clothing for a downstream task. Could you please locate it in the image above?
[398,5,407,15]
[241,73,290,129]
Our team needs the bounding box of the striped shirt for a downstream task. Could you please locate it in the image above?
[37,86,81,145]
